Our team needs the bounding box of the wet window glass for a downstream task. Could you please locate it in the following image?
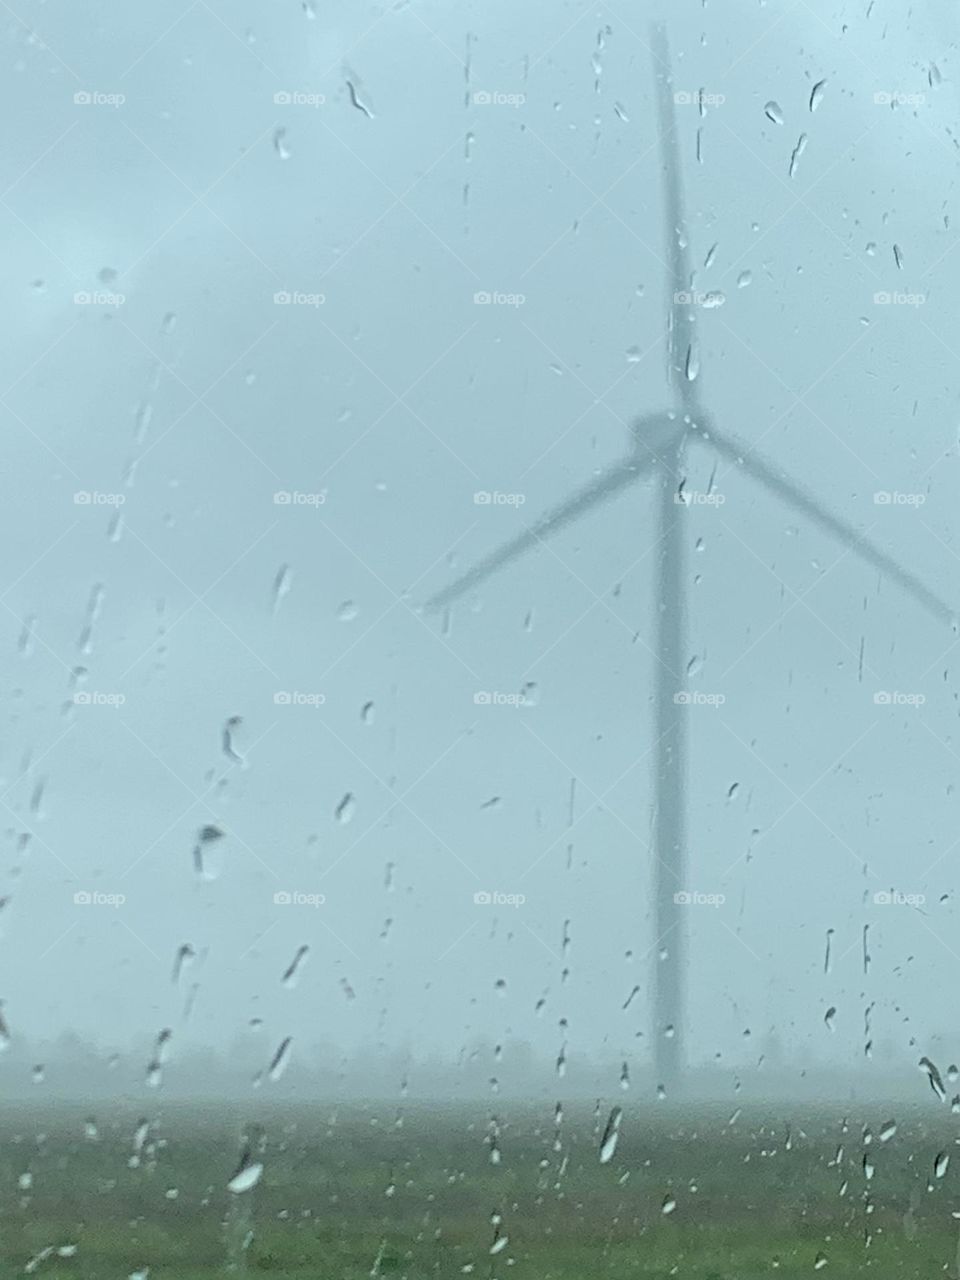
[5,2,957,1275]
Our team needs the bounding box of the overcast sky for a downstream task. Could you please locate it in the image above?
[2,0,960,1089]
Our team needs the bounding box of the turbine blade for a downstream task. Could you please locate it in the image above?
[708,427,955,626]
[651,24,698,412]
[424,455,652,612]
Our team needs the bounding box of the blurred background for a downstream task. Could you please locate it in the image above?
[1,0,959,1102]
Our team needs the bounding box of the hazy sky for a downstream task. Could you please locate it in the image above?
[2,0,960,1085]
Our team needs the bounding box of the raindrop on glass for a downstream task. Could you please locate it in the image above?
[228,1158,263,1194]
[267,1037,293,1082]
[789,133,808,178]
[335,792,356,824]
[281,945,309,988]
[599,1106,622,1164]
[272,564,292,614]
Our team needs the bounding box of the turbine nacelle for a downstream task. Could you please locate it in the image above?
[628,411,712,462]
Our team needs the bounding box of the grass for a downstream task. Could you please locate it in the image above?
[1,1099,957,1277]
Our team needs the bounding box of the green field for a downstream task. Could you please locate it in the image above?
[3,1100,958,1278]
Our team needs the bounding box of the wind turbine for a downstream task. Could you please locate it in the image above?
[426,27,955,1092]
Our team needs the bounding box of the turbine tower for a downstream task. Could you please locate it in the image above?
[426,27,955,1093]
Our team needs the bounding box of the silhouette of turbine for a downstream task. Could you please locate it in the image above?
[426,26,955,1092]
